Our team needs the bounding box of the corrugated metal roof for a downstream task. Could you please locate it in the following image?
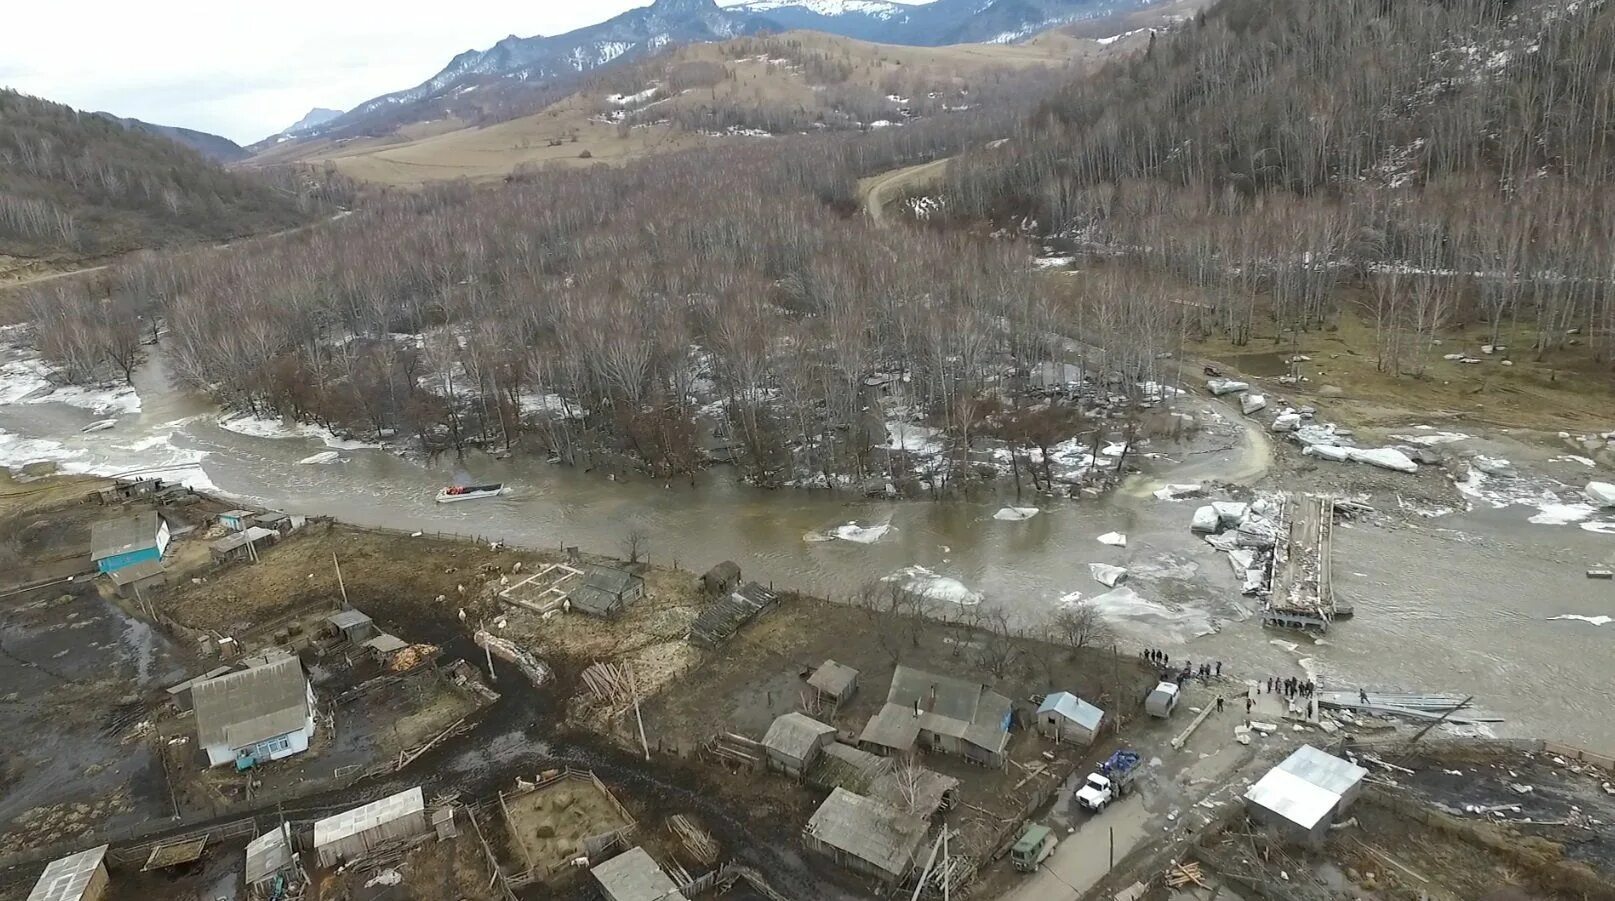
[210,526,277,553]
[26,844,107,901]
[1037,692,1105,730]
[244,824,292,884]
[193,656,310,750]
[90,512,160,560]
[763,713,835,760]
[1276,745,1366,797]
[314,787,425,848]
[108,559,167,586]
[1244,768,1339,830]
[808,660,859,695]
[591,846,687,901]
[805,788,927,879]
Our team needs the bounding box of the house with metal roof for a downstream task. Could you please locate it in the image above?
[803,788,928,884]
[313,786,429,867]
[762,712,837,776]
[807,660,859,708]
[218,509,256,531]
[26,844,108,901]
[1243,745,1367,845]
[192,655,316,768]
[1035,692,1104,745]
[858,665,1013,768]
[591,846,688,901]
[90,512,169,574]
[568,566,645,617]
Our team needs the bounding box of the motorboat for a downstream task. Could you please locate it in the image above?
[436,483,510,503]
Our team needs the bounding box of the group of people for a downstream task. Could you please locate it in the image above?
[1142,649,1223,686]
[1264,675,1316,699]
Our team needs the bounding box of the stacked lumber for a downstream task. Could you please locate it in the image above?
[1166,861,1206,888]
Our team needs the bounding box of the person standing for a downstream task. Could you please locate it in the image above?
[1245,696,1254,714]
[1215,661,1222,677]
[1216,695,1225,713]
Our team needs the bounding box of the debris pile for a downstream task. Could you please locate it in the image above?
[1188,494,1279,597]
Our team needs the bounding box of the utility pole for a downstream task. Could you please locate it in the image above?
[333,552,348,605]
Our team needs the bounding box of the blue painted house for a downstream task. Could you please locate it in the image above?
[91,511,170,574]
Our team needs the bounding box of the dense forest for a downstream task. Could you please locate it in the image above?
[19,0,1615,494]
[0,91,342,258]
[940,0,1615,366]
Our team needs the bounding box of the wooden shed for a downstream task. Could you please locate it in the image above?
[107,559,169,599]
[808,660,860,708]
[313,786,429,867]
[762,712,836,777]
[699,561,741,596]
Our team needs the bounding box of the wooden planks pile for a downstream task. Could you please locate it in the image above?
[1165,861,1207,889]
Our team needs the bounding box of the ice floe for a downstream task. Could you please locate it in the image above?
[881,565,982,605]
[993,506,1040,521]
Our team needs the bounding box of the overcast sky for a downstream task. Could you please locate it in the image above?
[0,1,678,144]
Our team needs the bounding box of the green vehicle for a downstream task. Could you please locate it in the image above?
[1011,823,1057,872]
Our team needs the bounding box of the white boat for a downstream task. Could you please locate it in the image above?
[81,419,117,433]
[435,483,510,503]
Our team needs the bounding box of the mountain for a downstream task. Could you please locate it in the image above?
[285,0,1144,144]
[285,107,343,135]
[0,90,313,259]
[94,114,248,163]
[727,0,1145,44]
[311,0,765,140]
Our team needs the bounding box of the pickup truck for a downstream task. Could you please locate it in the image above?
[1075,749,1142,813]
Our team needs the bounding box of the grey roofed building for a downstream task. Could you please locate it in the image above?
[26,844,108,901]
[209,526,277,559]
[859,703,923,754]
[1275,745,1367,804]
[192,655,311,759]
[862,665,1013,765]
[90,512,163,561]
[762,712,836,775]
[313,786,427,867]
[243,824,294,884]
[326,608,377,643]
[1244,768,1340,835]
[363,633,410,656]
[1037,692,1103,731]
[107,559,167,587]
[808,660,859,702]
[803,788,928,882]
[569,565,645,617]
[590,846,687,901]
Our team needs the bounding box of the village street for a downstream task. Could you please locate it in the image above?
[1001,679,1301,899]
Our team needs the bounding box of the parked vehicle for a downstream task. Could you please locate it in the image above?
[1145,681,1181,718]
[1075,750,1142,812]
[1011,823,1057,872]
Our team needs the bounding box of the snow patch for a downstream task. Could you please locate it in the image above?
[216,413,380,450]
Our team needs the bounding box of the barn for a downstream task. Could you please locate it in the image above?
[313,787,429,867]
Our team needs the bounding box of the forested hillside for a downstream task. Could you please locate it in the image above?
[940,0,1615,365]
[0,91,320,259]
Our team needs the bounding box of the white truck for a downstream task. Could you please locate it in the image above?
[1075,750,1142,813]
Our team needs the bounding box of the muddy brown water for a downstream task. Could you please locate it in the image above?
[1,345,1613,748]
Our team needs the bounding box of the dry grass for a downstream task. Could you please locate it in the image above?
[1189,306,1615,437]
[243,28,1102,187]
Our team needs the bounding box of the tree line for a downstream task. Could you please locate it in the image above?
[935,0,1615,367]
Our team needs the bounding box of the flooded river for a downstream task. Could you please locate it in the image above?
[2,342,1612,747]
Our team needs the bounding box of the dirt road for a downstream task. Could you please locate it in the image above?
[857,156,954,226]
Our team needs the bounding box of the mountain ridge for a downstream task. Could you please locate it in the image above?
[284,0,1144,145]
